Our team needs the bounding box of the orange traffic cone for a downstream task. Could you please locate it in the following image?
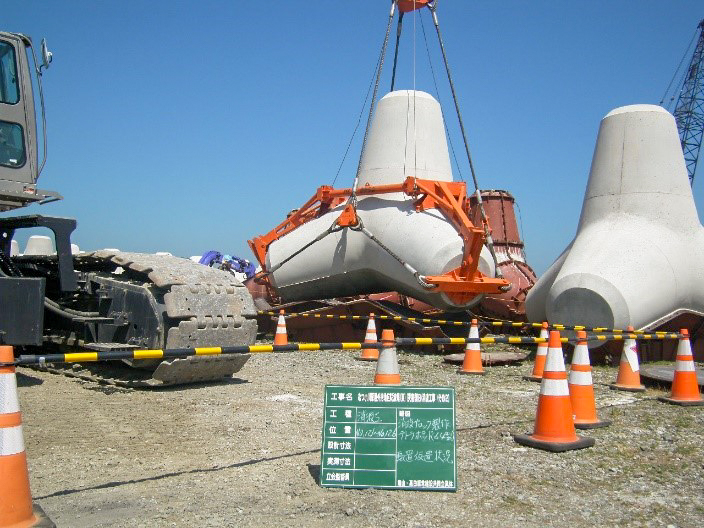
[523,321,549,382]
[357,313,379,361]
[374,329,401,385]
[659,329,704,406]
[0,346,54,527]
[568,331,611,429]
[458,319,484,375]
[609,327,645,392]
[514,331,594,452]
[273,309,288,346]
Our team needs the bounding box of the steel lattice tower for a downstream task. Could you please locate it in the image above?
[673,20,704,185]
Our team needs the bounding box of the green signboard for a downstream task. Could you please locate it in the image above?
[320,385,457,491]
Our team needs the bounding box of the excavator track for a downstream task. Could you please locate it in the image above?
[35,250,257,387]
[29,356,251,389]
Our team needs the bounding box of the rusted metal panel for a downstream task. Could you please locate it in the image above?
[469,190,537,320]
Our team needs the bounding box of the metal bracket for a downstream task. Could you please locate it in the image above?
[0,214,78,291]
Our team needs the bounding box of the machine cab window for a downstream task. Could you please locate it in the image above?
[0,41,20,104]
[0,40,25,167]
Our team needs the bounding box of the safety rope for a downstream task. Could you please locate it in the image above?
[332,55,381,187]
[262,216,345,276]
[419,9,463,181]
[390,11,404,91]
[351,0,397,207]
[351,216,434,288]
[427,2,504,280]
[257,310,683,337]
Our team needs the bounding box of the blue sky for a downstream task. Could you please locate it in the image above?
[4,1,703,275]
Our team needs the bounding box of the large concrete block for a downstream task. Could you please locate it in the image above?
[267,90,495,310]
[526,105,704,329]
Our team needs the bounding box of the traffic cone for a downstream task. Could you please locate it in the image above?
[374,329,401,385]
[568,331,611,429]
[609,327,645,392]
[658,329,704,406]
[0,346,54,527]
[523,321,549,382]
[458,319,484,375]
[273,309,288,346]
[514,331,595,452]
[357,313,379,361]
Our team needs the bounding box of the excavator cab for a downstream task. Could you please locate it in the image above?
[0,32,76,346]
[0,31,60,211]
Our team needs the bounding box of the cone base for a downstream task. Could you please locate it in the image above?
[609,383,645,393]
[522,375,542,383]
[15,504,55,528]
[458,369,486,375]
[356,354,379,362]
[574,419,612,430]
[658,396,704,407]
[513,433,595,452]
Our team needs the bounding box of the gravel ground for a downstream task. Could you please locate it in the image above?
[16,345,704,528]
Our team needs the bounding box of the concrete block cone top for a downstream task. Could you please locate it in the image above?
[526,105,704,330]
[266,90,496,310]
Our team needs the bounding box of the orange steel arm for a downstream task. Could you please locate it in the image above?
[248,177,509,302]
[247,186,347,268]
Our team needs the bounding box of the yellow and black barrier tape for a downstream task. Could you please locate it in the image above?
[258,310,472,326]
[481,321,672,334]
[395,332,681,347]
[3,332,683,367]
[257,310,675,336]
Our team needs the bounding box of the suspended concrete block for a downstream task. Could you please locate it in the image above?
[267,90,495,310]
[526,104,704,329]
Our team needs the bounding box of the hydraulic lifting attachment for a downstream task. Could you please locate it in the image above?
[248,177,510,306]
[249,1,510,307]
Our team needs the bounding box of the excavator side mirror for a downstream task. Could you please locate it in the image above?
[40,38,52,70]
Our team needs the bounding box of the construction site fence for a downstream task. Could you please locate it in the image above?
[258,310,674,335]
[3,332,683,367]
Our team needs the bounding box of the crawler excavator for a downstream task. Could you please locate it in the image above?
[0,32,256,386]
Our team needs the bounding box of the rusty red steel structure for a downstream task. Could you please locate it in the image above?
[469,190,537,321]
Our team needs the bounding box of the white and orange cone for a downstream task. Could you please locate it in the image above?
[568,331,611,429]
[609,327,645,392]
[524,321,549,382]
[659,329,704,406]
[458,319,484,375]
[357,313,379,361]
[0,346,54,527]
[374,329,401,385]
[273,309,288,346]
[514,331,595,452]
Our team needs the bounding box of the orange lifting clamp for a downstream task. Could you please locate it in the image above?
[248,177,509,305]
[336,203,359,227]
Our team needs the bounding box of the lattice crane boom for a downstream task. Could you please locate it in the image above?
[673,19,704,186]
